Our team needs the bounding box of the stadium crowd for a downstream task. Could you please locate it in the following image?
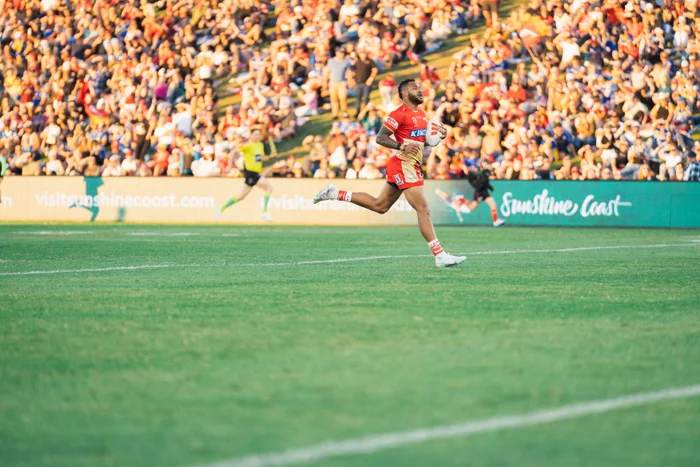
[1,0,699,181]
[276,0,700,182]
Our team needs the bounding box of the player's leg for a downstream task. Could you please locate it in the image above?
[218,183,253,220]
[403,186,466,267]
[314,182,401,214]
[484,196,505,226]
[350,183,402,213]
[403,186,438,242]
[256,176,274,221]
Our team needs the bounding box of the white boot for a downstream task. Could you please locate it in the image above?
[313,184,339,204]
[435,252,467,268]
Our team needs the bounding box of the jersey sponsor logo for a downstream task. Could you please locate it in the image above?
[385,117,399,130]
[409,129,427,137]
[393,174,404,186]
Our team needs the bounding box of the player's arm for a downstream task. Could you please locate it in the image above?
[376,125,402,151]
[377,115,421,157]
[265,137,278,158]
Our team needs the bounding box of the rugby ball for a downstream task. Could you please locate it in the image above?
[425,118,443,147]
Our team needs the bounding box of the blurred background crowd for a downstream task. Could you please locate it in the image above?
[1,0,699,181]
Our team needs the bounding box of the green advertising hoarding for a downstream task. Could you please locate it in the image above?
[1,177,697,228]
[427,181,700,228]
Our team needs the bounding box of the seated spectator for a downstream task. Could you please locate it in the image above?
[148,144,170,177]
[121,151,138,176]
[345,157,364,180]
[358,158,383,180]
[191,151,218,178]
[84,156,101,177]
[102,156,123,177]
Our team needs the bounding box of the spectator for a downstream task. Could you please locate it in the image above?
[84,156,101,177]
[314,159,331,179]
[121,150,138,177]
[326,48,352,119]
[353,50,378,117]
[358,158,383,180]
[345,157,364,180]
[359,103,383,136]
[44,149,65,176]
[378,73,397,110]
[685,150,700,181]
[148,144,170,177]
[191,151,218,178]
[102,155,123,177]
[482,0,500,28]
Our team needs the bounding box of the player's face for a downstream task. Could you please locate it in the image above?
[251,130,262,142]
[406,82,424,105]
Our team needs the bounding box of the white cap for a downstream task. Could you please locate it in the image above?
[203,145,214,155]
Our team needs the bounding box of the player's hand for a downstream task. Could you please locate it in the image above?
[439,125,448,139]
[403,143,422,157]
[365,78,373,86]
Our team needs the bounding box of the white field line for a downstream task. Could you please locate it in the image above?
[0,264,174,277]
[207,384,700,467]
[1,243,697,277]
[246,242,698,267]
[253,254,422,267]
[462,242,697,256]
[126,232,201,237]
[12,230,97,235]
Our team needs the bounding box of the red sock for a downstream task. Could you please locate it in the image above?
[491,208,498,222]
[337,190,352,202]
[428,239,444,256]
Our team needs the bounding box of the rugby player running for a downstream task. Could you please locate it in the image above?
[314,79,466,267]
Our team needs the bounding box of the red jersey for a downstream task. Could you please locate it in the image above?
[383,104,427,164]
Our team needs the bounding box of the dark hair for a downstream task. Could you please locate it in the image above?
[397,79,414,99]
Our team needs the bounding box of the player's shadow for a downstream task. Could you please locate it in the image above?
[69,177,104,222]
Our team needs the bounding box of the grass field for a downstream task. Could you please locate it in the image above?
[2,224,700,467]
